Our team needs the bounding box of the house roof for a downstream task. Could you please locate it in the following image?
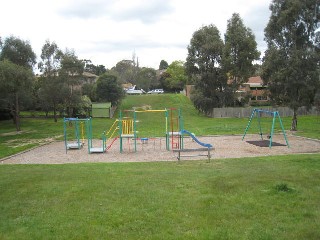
[247,76,263,84]
[245,76,264,87]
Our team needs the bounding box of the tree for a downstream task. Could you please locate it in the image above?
[186,24,231,114]
[59,49,85,117]
[162,61,187,92]
[0,60,34,131]
[38,40,65,122]
[223,13,260,92]
[83,59,106,76]
[112,60,136,84]
[96,74,125,106]
[159,60,169,70]
[262,0,320,130]
[0,36,36,130]
[0,36,36,69]
[135,67,157,91]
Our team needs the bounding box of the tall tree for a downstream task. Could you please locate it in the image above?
[262,0,320,130]
[0,36,36,130]
[186,24,231,114]
[38,40,65,122]
[113,60,136,84]
[96,74,125,106]
[159,60,169,70]
[83,59,106,76]
[0,36,36,69]
[59,49,85,117]
[223,13,260,91]
[0,60,34,131]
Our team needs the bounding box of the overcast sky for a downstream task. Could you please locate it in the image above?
[1,0,271,70]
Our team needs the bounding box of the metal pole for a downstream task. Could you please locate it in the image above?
[242,108,256,141]
[269,112,276,148]
[277,112,290,148]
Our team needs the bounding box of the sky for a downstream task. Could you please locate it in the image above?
[1,0,272,70]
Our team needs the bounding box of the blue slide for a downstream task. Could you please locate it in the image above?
[180,130,213,148]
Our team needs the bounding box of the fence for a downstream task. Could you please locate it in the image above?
[209,106,319,118]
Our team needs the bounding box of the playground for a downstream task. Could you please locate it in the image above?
[3,133,320,164]
[2,108,320,164]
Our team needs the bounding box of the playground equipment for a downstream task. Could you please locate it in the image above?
[119,110,137,153]
[173,129,214,162]
[116,108,184,153]
[242,108,290,148]
[87,118,106,153]
[166,108,183,150]
[105,119,119,151]
[63,117,90,153]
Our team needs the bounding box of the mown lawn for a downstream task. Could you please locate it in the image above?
[0,154,320,239]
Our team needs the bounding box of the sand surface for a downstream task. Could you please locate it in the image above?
[2,134,320,164]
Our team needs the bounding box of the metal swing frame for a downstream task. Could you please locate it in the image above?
[242,109,290,148]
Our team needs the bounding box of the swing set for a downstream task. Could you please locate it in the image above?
[64,117,107,154]
[63,117,90,153]
[242,109,290,148]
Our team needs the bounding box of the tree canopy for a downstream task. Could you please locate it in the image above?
[262,0,320,130]
[159,60,169,70]
[0,36,36,130]
[186,24,231,114]
[223,13,260,87]
[96,74,125,106]
[162,61,187,92]
[0,36,36,69]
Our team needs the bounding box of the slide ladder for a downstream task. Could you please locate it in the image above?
[105,119,119,150]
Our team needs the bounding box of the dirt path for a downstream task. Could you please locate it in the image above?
[2,134,320,164]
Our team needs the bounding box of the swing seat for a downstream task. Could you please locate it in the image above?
[89,147,105,153]
[67,142,84,149]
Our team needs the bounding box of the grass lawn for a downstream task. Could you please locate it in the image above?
[1,94,320,239]
[1,154,320,239]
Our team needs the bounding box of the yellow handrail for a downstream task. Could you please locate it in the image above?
[105,119,118,137]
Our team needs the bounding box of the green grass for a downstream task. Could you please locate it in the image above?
[1,154,320,239]
[0,94,319,158]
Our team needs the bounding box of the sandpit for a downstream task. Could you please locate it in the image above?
[2,134,320,164]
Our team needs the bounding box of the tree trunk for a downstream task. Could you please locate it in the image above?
[15,93,21,131]
[53,102,58,123]
[291,109,298,131]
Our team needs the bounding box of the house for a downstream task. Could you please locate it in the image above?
[184,76,269,105]
[81,72,99,85]
[244,76,269,103]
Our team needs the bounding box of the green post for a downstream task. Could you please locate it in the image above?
[179,109,184,150]
[242,109,256,141]
[269,112,276,148]
[63,117,67,154]
[165,109,169,150]
[257,110,263,140]
[74,119,78,149]
[277,112,290,148]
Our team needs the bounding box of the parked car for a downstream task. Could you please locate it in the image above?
[147,89,164,94]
